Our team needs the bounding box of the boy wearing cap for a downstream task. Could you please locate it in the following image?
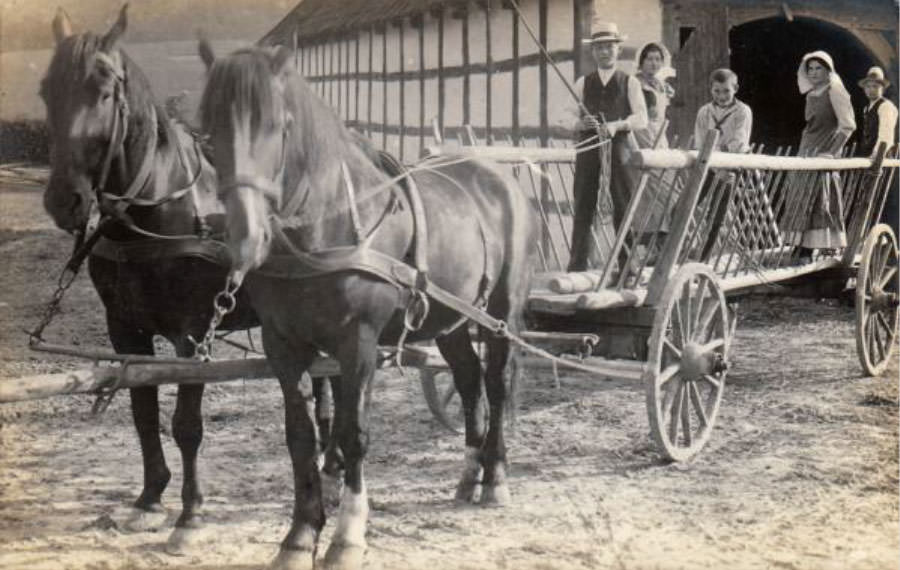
[562,22,648,272]
[857,66,899,237]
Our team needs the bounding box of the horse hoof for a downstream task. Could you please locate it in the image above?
[268,548,315,570]
[481,484,511,506]
[322,543,366,570]
[454,482,481,504]
[123,505,167,533]
[165,525,210,556]
[321,472,344,511]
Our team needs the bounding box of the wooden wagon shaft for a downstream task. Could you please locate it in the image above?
[632,148,900,172]
[423,144,576,164]
[1,348,644,404]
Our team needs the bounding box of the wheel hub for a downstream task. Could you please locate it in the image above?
[870,286,899,312]
[681,342,718,378]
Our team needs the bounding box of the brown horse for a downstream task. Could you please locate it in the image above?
[197,43,538,570]
[39,6,274,552]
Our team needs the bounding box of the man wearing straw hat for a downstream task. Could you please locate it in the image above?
[563,21,648,272]
[856,66,898,236]
[857,67,897,158]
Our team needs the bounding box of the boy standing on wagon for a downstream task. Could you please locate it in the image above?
[693,69,753,259]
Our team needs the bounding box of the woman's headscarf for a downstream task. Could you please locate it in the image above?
[796,50,856,140]
[636,42,675,98]
[797,50,846,94]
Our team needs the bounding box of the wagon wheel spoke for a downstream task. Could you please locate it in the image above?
[868,315,880,363]
[688,381,709,428]
[876,240,892,278]
[879,266,897,290]
[680,385,693,447]
[441,384,458,409]
[700,374,721,389]
[876,311,894,340]
[698,338,726,356]
[684,278,695,341]
[663,338,682,360]
[692,277,710,336]
[693,297,722,343]
[659,364,681,387]
[667,381,685,444]
[673,295,688,350]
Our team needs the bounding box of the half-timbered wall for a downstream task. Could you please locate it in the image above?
[284,0,665,161]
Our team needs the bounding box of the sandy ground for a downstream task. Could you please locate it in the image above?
[0,170,897,570]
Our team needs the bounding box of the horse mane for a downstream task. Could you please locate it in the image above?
[199,48,373,172]
[43,32,172,148]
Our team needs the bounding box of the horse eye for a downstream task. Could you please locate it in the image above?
[101,92,112,103]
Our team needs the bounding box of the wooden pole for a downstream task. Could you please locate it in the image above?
[645,131,719,306]
[368,25,374,138]
[485,1,493,144]
[438,9,445,135]
[399,18,406,161]
[511,8,520,143]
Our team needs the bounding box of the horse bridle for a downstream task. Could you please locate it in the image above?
[218,108,292,209]
[75,51,205,248]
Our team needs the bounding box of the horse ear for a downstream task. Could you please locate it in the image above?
[52,7,73,44]
[269,45,292,75]
[100,4,128,52]
[197,33,215,71]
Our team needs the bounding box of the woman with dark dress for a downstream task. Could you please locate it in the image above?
[783,51,856,260]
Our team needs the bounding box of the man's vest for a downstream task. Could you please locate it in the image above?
[580,69,632,141]
[860,98,885,156]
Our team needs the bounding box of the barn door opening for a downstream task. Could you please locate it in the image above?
[730,17,876,152]
[665,3,729,147]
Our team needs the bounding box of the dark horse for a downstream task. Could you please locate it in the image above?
[38,6,284,552]
[198,43,538,570]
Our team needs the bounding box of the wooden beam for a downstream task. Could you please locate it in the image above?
[438,9,445,134]
[539,0,548,146]
[631,149,885,171]
[345,36,351,121]
[382,25,388,148]
[645,131,720,306]
[399,18,406,161]
[368,25,374,138]
[355,31,360,124]
[419,17,426,155]
[512,9,520,142]
[462,9,470,127]
[485,1,493,144]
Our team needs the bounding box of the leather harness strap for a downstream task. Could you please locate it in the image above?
[91,235,231,266]
[257,151,503,334]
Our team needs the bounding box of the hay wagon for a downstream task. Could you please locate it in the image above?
[3,130,897,463]
[420,129,899,461]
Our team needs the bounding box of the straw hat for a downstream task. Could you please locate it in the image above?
[582,22,627,44]
[858,66,890,88]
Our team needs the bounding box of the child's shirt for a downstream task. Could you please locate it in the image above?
[694,99,753,153]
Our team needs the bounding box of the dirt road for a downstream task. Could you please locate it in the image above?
[0,174,897,569]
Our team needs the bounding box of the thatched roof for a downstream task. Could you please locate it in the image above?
[261,0,467,45]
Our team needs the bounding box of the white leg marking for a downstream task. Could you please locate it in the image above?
[332,481,368,548]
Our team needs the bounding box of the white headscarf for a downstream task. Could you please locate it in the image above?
[796,50,856,139]
[636,42,675,97]
[797,50,846,95]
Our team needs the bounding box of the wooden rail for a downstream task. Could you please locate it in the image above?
[632,148,900,171]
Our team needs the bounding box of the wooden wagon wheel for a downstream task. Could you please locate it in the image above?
[420,370,462,433]
[644,263,730,462]
[855,224,899,376]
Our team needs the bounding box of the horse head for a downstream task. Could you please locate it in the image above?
[40,5,132,233]
[198,44,295,279]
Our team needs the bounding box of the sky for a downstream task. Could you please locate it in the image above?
[0,0,296,52]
